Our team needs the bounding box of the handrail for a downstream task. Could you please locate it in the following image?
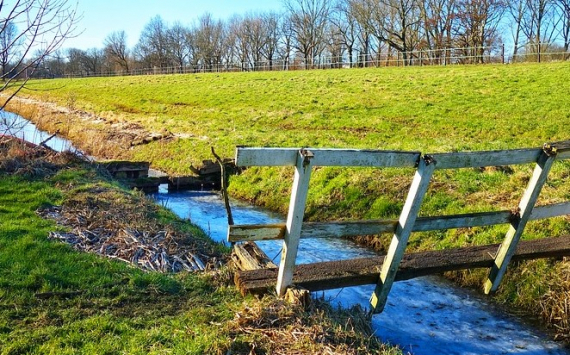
[228,141,570,312]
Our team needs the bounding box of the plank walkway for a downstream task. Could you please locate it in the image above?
[234,235,570,296]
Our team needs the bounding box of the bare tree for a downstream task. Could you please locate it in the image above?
[0,20,18,78]
[135,16,170,69]
[104,30,130,72]
[43,49,66,77]
[66,48,85,75]
[0,0,80,111]
[348,0,374,66]
[420,0,458,63]
[81,47,104,76]
[331,0,360,67]
[356,0,423,65]
[558,0,570,57]
[519,0,558,60]
[167,22,192,72]
[507,0,526,60]
[284,0,331,67]
[454,0,506,63]
[193,13,225,71]
[280,14,295,69]
[262,12,282,70]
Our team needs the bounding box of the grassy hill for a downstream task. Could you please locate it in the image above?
[5,62,570,340]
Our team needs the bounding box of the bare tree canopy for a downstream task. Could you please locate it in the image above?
[0,0,80,107]
[5,0,570,80]
[284,0,331,66]
[104,30,130,72]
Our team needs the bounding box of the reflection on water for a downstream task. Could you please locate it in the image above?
[1,111,76,153]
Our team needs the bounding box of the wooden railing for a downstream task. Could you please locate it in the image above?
[228,141,570,313]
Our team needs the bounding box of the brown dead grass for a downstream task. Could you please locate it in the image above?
[3,96,173,160]
[0,136,82,177]
[227,296,399,355]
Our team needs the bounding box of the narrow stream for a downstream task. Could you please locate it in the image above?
[153,188,568,355]
[3,111,569,355]
[1,111,78,153]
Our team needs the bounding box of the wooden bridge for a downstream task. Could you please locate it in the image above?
[228,141,570,313]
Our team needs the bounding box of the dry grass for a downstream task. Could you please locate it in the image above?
[227,296,401,355]
[4,96,173,159]
[0,136,81,176]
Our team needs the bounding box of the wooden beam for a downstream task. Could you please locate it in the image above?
[228,202,570,242]
[228,223,286,242]
[276,149,313,296]
[235,147,421,168]
[430,149,541,170]
[544,140,570,159]
[231,242,277,271]
[485,151,556,294]
[235,235,570,296]
[370,156,435,313]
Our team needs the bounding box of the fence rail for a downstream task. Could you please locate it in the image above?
[229,141,570,313]
[51,45,570,80]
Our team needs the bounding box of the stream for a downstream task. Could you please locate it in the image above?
[3,110,569,355]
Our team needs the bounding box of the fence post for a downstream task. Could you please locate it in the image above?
[370,155,435,312]
[276,149,314,296]
[484,149,556,294]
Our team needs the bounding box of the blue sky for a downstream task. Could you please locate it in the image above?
[65,0,284,50]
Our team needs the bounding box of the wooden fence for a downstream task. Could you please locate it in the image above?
[228,141,570,313]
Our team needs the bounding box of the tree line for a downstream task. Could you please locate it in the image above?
[7,0,570,78]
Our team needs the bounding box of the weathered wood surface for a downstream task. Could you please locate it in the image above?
[168,175,219,190]
[231,242,277,271]
[101,161,150,178]
[544,140,570,159]
[371,156,435,312]
[235,235,570,296]
[485,152,555,294]
[276,150,313,296]
[236,147,421,167]
[125,177,163,193]
[430,149,541,169]
[228,202,570,242]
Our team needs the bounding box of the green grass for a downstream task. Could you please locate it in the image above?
[0,154,398,354]
[15,63,570,167]
[0,172,234,354]
[6,62,570,340]
[9,62,570,236]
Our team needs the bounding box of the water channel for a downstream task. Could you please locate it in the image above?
[3,110,569,355]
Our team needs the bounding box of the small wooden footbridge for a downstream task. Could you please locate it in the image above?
[229,141,570,313]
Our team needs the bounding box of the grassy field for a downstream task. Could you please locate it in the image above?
[0,142,396,354]
[5,62,570,340]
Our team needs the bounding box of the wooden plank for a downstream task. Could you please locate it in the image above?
[544,140,570,159]
[276,150,313,296]
[430,149,541,170]
[228,224,286,242]
[235,235,570,296]
[485,152,556,294]
[235,147,420,167]
[370,156,435,313]
[557,151,570,160]
[231,242,277,271]
[530,202,570,219]
[228,203,570,242]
